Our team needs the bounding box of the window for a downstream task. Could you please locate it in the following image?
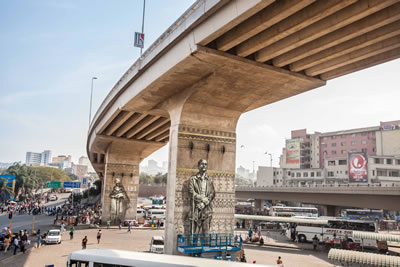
[351,141,356,146]
[361,140,367,144]
[303,172,308,177]
[361,148,367,153]
[328,171,334,177]
[341,135,346,138]
[341,150,347,154]
[332,150,337,155]
[341,142,346,146]
[375,158,383,164]
[352,133,356,137]
[387,159,393,165]
[291,173,295,177]
[316,172,321,176]
[328,160,336,166]
[372,170,375,176]
[372,148,376,152]
[322,144,328,148]
[332,143,336,147]
[70,261,89,267]
[361,132,367,136]
[94,263,132,267]
[296,172,301,177]
[323,137,327,141]
[345,171,348,174]
[397,160,400,165]
[339,160,347,165]
[311,172,315,177]
[332,136,336,139]
[323,151,328,155]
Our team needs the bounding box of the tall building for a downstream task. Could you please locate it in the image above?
[78,156,95,173]
[52,155,72,164]
[25,150,52,166]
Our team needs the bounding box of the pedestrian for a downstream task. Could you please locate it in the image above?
[70,227,75,240]
[13,237,19,255]
[312,235,319,251]
[276,256,284,267]
[61,222,65,232]
[128,223,131,233]
[106,220,110,229]
[119,222,122,231]
[97,230,102,244]
[3,236,11,253]
[82,236,88,249]
[20,232,27,254]
[36,235,42,248]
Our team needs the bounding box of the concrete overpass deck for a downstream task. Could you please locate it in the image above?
[235,184,400,211]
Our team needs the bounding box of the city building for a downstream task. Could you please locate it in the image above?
[78,156,95,172]
[25,150,52,166]
[0,162,13,169]
[259,120,400,186]
[52,155,72,164]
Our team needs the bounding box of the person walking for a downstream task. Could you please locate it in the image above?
[119,222,122,231]
[106,220,110,229]
[61,222,65,232]
[13,237,19,255]
[3,236,11,253]
[312,235,319,251]
[96,230,102,244]
[70,227,75,240]
[20,232,27,254]
[127,223,131,233]
[82,236,88,249]
[36,235,42,248]
[276,256,284,267]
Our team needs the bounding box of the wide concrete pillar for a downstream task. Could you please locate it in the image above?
[162,89,240,254]
[321,205,341,217]
[100,140,158,224]
[255,199,263,215]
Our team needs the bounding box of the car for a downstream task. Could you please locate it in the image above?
[149,236,164,254]
[48,195,57,201]
[45,229,62,244]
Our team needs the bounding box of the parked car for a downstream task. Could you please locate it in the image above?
[45,229,62,244]
[149,236,164,254]
[48,195,57,201]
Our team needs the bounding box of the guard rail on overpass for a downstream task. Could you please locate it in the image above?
[235,184,400,211]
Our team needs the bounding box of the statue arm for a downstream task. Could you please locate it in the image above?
[188,177,202,201]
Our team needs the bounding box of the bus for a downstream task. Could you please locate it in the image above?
[342,209,383,221]
[269,206,318,218]
[293,217,377,247]
[67,248,273,266]
[148,209,166,220]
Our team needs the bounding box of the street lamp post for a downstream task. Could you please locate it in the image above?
[265,151,273,167]
[89,77,98,127]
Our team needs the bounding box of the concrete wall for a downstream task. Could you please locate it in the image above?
[376,129,400,156]
[257,167,274,186]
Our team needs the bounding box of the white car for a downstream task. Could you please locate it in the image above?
[149,236,164,254]
[49,195,57,201]
[46,229,62,244]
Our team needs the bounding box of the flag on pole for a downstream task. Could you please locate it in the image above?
[134,32,144,48]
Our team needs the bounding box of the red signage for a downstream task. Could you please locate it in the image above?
[348,153,368,183]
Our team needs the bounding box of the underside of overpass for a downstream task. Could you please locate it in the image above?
[87,0,400,254]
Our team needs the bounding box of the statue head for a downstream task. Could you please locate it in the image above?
[197,159,208,173]
[115,178,121,186]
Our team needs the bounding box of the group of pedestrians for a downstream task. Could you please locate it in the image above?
[1,229,30,255]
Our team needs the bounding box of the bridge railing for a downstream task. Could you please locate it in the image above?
[236,183,400,190]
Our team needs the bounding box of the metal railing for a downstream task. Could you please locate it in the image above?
[177,233,241,254]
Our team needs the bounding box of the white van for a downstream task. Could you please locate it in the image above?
[150,236,164,254]
[148,209,166,219]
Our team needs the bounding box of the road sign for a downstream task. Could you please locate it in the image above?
[134,32,144,48]
[63,181,81,188]
[46,181,61,189]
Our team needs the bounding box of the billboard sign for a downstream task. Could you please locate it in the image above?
[286,139,300,165]
[348,152,368,183]
[82,178,87,185]
[46,181,61,189]
[0,175,15,187]
[63,181,81,188]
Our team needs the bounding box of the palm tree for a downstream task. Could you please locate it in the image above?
[0,179,13,199]
[5,163,29,199]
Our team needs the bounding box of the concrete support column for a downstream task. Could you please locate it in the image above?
[163,94,240,254]
[321,205,341,217]
[255,199,263,215]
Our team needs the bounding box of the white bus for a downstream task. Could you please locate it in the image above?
[293,218,377,247]
[148,209,166,219]
[67,248,273,266]
[269,206,318,218]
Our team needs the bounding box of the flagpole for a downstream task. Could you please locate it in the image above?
[140,0,146,56]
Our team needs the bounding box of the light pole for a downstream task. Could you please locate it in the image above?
[89,77,98,127]
[265,151,273,167]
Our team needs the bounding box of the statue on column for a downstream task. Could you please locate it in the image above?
[188,159,215,235]
[109,178,129,223]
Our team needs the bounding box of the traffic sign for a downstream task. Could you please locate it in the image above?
[63,181,81,188]
[46,181,61,189]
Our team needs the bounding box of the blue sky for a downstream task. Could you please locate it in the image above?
[1,1,399,171]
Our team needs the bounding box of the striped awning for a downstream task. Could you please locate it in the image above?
[353,231,400,242]
[328,249,400,266]
[234,214,328,225]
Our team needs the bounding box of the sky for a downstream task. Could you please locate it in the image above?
[1,1,399,172]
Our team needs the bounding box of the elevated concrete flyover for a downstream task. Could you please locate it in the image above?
[87,0,400,254]
[235,184,400,211]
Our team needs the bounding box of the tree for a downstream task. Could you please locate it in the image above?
[0,179,13,200]
[6,163,30,198]
[153,172,167,185]
[139,173,153,184]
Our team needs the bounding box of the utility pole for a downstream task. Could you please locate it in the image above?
[140,0,146,56]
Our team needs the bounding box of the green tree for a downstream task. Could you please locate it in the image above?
[0,179,13,199]
[153,172,167,185]
[139,173,153,184]
[6,163,30,198]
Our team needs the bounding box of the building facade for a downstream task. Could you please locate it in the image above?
[25,150,52,166]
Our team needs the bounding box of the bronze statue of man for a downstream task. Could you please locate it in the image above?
[188,159,215,235]
[109,178,129,223]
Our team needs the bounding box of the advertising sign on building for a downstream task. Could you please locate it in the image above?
[286,139,300,166]
[348,152,368,183]
[0,175,15,186]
